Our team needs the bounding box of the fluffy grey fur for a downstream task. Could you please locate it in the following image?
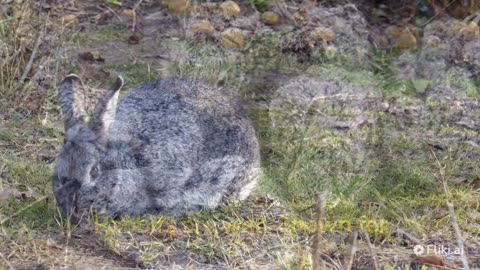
[53,75,260,221]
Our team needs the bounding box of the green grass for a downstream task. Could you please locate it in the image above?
[73,25,127,43]
[103,62,159,89]
[168,40,243,87]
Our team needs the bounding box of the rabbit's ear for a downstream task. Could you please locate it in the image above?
[89,76,124,141]
[58,74,87,132]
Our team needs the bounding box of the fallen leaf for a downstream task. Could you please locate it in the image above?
[63,14,78,24]
[167,225,178,240]
[219,1,241,16]
[128,35,140,44]
[95,55,105,62]
[78,52,105,62]
[255,194,274,205]
[121,9,136,18]
[359,200,372,207]
[79,52,95,61]
[192,20,215,35]
[470,177,480,188]
[220,28,244,48]
[411,255,444,266]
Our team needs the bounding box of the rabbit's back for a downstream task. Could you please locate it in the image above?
[102,77,260,214]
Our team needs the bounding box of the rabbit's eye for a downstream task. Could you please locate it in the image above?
[90,165,99,180]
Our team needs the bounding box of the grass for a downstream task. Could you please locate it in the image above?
[73,25,127,44]
[103,62,159,89]
[168,40,244,87]
[1,1,480,269]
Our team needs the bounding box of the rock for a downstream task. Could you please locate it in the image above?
[220,28,244,48]
[163,0,190,13]
[220,1,241,16]
[393,31,417,50]
[310,27,336,42]
[261,11,280,25]
[384,25,403,37]
[192,20,214,35]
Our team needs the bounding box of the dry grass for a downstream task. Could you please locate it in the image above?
[0,0,69,115]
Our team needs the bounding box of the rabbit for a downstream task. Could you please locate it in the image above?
[53,74,261,221]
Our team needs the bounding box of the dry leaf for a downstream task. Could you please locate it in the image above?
[412,255,444,266]
[219,1,240,16]
[359,200,372,207]
[220,28,244,48]
[78,52,105,62]
[128,35,140,44]
[63,14,78,24]
[167,225,178,240]
[255,194,274,205]
[79,52,95,61]
[121,9,136,18]
[470,177,480,188]
[192,20,215,35]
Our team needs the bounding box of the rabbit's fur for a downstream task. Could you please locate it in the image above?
[53,75,260,221]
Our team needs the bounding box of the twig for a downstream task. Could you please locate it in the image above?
[447,202,470,270]
[133,0,144,10]
[363,229,380,270]
[0,250,14,269]
[312,192,328,270]
[395,227,422,245]
[273,0,298,27]
[131,0,144,32]
[20,33,42,83]
[343,230,358,270]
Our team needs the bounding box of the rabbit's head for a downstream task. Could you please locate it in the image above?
[53,74,123,221]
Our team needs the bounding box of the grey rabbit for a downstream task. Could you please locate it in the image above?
[53,74,261,221]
